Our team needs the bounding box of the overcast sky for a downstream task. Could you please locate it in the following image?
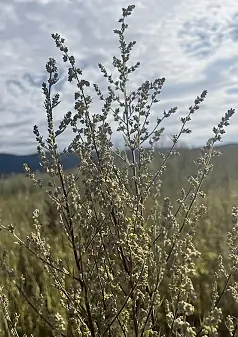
[0,0,238,154]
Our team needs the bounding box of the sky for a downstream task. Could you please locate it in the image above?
[0,0,238,155]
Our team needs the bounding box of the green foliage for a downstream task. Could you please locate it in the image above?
[0,4,238,337]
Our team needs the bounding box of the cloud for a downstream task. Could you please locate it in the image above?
[0,0,238,154]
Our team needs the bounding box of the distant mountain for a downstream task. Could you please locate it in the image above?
[0,152,80,176]
[0,143,238,176]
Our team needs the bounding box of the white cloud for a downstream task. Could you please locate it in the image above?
[0,0,238,154]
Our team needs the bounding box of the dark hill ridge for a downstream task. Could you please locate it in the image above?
[0,152,80,176]
[0,143,238,176]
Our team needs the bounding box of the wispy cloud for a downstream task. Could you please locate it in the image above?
[0,0,238,154]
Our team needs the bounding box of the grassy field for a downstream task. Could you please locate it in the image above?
[0,145,238,336]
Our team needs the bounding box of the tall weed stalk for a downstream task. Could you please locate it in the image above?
[0,5,237,337]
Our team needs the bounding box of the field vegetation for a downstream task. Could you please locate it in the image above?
[0,5,238,337]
